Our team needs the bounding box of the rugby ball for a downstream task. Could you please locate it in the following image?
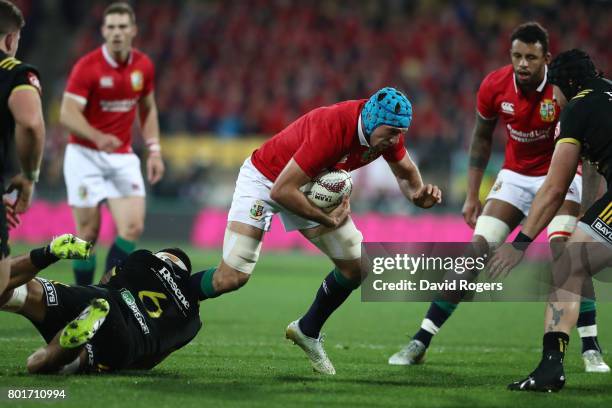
[302,170,352,212]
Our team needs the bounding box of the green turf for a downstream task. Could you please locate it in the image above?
[1,244,611,407]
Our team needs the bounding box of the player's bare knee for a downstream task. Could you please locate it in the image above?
[120,221,144,241]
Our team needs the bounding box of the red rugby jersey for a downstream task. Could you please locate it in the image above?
[250,100,406,182]
[477,65,559,176]
[64,45,155,153]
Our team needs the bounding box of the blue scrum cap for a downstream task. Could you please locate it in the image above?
[362,87,412,136]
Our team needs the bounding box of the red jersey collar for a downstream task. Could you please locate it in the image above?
[513,64,548,95]
[357,114,370,147]
[102,44,133,68]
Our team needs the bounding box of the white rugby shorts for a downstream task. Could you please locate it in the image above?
[227,157,319,232]
[486,168,582,216]
[64,144,145,208]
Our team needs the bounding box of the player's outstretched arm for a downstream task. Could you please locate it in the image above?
[462,113,497,228]
[7,87,45,214]
[388,152,442,209]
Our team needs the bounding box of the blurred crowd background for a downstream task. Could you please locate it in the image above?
[9,0,612,215]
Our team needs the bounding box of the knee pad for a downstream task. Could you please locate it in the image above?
[309,218,363,260]
[222,228,262,274]
[473,215,510,246]
[0,284,28,312]
[547,215,577,241]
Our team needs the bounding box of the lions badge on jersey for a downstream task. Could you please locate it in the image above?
[492,179,502,192]
[130,70,144,92]
[249,200,265,221]
[539,99,556,123]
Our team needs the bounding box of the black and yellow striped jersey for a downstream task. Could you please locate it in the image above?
[0,50,41,182]
[555,77,612,187]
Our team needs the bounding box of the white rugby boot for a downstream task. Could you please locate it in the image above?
[285,320,336,375]
[388,339,426,365]
[582,350,611,373]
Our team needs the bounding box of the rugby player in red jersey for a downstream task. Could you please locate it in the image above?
[187,87,442,374]
[388,22,609,373]
[59,2,164,286]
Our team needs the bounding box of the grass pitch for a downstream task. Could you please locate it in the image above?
[1,244,611,407]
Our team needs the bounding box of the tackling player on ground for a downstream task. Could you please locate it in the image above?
[388,22,608,373]
[189,87,441,374]
[0,233,201,374]
[490,49,612,391]
[60,2,164,285]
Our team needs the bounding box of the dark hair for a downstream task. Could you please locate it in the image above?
[0,0,24,36]
[158,247,192,274]
[103,2,136,24]
[548,49,600,99]
[510,22,549,54]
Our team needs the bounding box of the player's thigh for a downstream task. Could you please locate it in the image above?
[227,158,278,233]
[107,196,145,238]
[105,152,146,200]
[481,198,524,225]
[63,144,108,208]
[555,200,581,217]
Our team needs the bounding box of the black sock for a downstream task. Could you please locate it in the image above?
[413,300,457,348]
[29,246,59,270]
[105,237,135,272]
[299,269,360,338]
[543,332,569,361]
[577,309,601,353]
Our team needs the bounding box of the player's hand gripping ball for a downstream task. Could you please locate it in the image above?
[302,170,353,212]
